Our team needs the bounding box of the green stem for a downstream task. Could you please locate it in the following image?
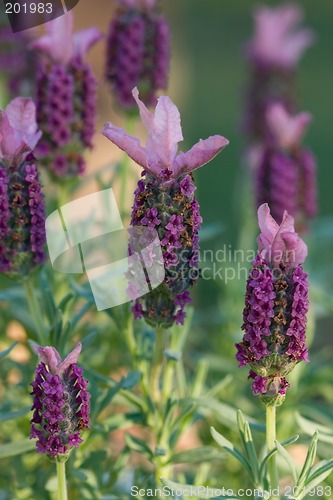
[23,279,47,345]
[151,327,165,405]
[119,116,135,218]
[266,405,279,499]
[124,315,135,358]
[56,461,68,500]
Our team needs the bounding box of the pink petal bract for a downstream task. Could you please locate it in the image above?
[33,346,62,374]
[0,98,41,165]
[173,135,229,177]
[147,95,183,169]
[257,203,307,267]
[30,12,74,65]
[266,103,311,150]
[248,4,314,68]
[33,343,82,376]
[103,88,228,178]
[57,343,82,376]
[73,27,102,59]
[102,122,148,170]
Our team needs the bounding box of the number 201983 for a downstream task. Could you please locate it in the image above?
[5,3,53,14]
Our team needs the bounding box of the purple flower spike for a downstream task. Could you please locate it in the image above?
[30,343,90,458]
[0,99,46,276]
[31,12,102,178]
[236,204,309,405]
[255,104,317,229]
[103,89,228,328]
[105,0,169,108]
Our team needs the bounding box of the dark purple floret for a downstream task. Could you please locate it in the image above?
[0,162,46,276]
[130,172,201,328]
[236,254,309,403]
[105,3,170,108]
[30,361,90,458]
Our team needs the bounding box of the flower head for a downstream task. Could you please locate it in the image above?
[30,343,90,458]
[30,12,102,66]
[236,204,309,404]
[266,103,311,151]
[0,98,41,166]
[103,87,229,178]
[31,12,101,178]
[104,88,228,327]
[246,4,314,69]
[0,98,45,276]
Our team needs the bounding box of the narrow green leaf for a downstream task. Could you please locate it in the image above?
[275,440,298,484]
[259,435,299,481]
[244,421,259,483]
[169,446,224,464]
[58,293,74,313]
[0,341,18,360]
[161,478,241,499]
[205,374,233,399]
[294,469,333,500]
[297,432,318,489]
[0,406,30,422]
[297,413,333,444]
[305,459,333,484]
[124,433,153,460]
[0,438,35,459]
[122,371,141,389]
[211,427,253,478]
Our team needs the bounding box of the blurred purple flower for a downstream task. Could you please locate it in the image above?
[105,0,170,108]
[31,12,102,178]
[236,204,309,404]
[103,88,229,327]
[0,98,46,276]
[246,4,314,69]
[30,343,90,458]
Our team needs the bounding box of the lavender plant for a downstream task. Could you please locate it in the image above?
[0,97,45,276]
[236,203,309,404]
[105,0,170,108]
[103,87,229,328]
[30,12,101,179]
[30,342,90,499]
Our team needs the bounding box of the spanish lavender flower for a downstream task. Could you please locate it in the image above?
[244,4,314,144]
[0,98,46,276]
[256,103,317,228]
[102,87,229,328]
[30,343,90,458]
[236,204,309,405]
[30,13,102,178]
[105,0,170,108]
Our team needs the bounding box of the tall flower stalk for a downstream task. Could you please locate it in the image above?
[236,203,309,492]
[105,0,170,109]
[30,12,102,179]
